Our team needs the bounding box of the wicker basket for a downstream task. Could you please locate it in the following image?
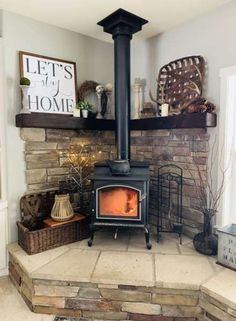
[17,191,89,255]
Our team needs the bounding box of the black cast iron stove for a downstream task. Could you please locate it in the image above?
[88,9,151,249]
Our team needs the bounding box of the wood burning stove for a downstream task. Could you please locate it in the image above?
[88,9,151,249]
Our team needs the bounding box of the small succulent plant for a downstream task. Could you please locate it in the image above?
[76,100,94,111]
[20,77,31,86]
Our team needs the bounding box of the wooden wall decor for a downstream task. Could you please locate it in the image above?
[150,55,205,114]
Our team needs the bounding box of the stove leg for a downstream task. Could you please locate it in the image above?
[88,226,95,247]
[144,225,152,250]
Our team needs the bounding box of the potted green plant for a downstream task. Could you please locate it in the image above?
[20,77,31,114]
[77,100,94,118]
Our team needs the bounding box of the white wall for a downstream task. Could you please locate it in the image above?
[129,40,152,117]
[148,0,236,111]
[2,10,113,243]
[147,1,236,226]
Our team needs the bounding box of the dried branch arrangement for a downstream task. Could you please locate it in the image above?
[189,137,226,221]
[62,144,102,189]
[60,144,102,209]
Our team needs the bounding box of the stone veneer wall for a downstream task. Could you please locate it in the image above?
[20,127,209,236]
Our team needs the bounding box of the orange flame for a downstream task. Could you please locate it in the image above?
[99,187,138,217]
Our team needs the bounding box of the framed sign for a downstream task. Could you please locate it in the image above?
[19,51,77,114]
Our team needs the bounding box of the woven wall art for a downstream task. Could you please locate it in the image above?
[150,55,205,114]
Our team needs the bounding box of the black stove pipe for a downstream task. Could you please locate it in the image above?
[98,9,148,160]
[114,28,131,159]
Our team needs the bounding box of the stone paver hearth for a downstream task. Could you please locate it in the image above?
[7,231,236,321]
[201,269,236,310]
[155,254,215,289]
[33,249,100,282]
[92,251,154,286]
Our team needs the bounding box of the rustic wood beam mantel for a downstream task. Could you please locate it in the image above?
[15,112,217,131]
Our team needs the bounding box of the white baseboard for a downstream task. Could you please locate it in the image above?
[0,267,8,277]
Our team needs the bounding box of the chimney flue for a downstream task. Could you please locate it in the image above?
[98,9,148,160]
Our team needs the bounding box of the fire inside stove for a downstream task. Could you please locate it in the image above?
[98,187,139,218]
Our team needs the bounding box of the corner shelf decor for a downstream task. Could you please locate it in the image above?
[16,112,217,130]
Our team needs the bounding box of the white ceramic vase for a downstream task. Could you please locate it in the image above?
[20,85,31,114]
[82,109,88,118]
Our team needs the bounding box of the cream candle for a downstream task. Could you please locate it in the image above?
[161,103,169,117]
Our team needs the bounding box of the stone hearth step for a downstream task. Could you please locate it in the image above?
[7,233,236,321]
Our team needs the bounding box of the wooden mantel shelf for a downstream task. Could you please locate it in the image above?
[15,112,217,131]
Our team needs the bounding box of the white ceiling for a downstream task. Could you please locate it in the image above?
[0,0,232,42]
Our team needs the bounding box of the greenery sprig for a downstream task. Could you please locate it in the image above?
[76,100,94,111]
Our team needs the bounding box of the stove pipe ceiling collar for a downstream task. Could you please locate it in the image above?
[97,9,148,160]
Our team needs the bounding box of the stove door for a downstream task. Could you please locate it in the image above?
[96,185,141,221]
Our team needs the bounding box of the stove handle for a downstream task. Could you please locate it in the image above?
[139,193,147,203]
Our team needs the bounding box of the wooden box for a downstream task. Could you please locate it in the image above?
[217,224,236,270]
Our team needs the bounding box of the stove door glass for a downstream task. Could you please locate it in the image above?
[98,186,140,219]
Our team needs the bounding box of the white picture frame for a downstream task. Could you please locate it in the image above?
[19,51,77,114]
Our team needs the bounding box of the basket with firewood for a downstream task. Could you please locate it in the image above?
[17,190,89,255]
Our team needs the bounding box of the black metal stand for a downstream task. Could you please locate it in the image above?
[144,225,152,249]
[87,224,96,247]
[157,164,183,244]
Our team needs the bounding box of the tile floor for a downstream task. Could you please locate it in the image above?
[0,276,54,321]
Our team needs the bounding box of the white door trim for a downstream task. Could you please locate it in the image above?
[0,38,8,275]
[217,66,236,227]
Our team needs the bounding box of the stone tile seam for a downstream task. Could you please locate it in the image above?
[200,288,236,312]
[29,248,101,277]
[71,247,128,252]
[126,232,131,251]
[175,243,181,254]
[199,268,226,288]
[90,250,102,280]
[154,253,204,257]
[28,247,72,275]
[152,253,156,284]
[207,257,224,273]
[199,291,236,313]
